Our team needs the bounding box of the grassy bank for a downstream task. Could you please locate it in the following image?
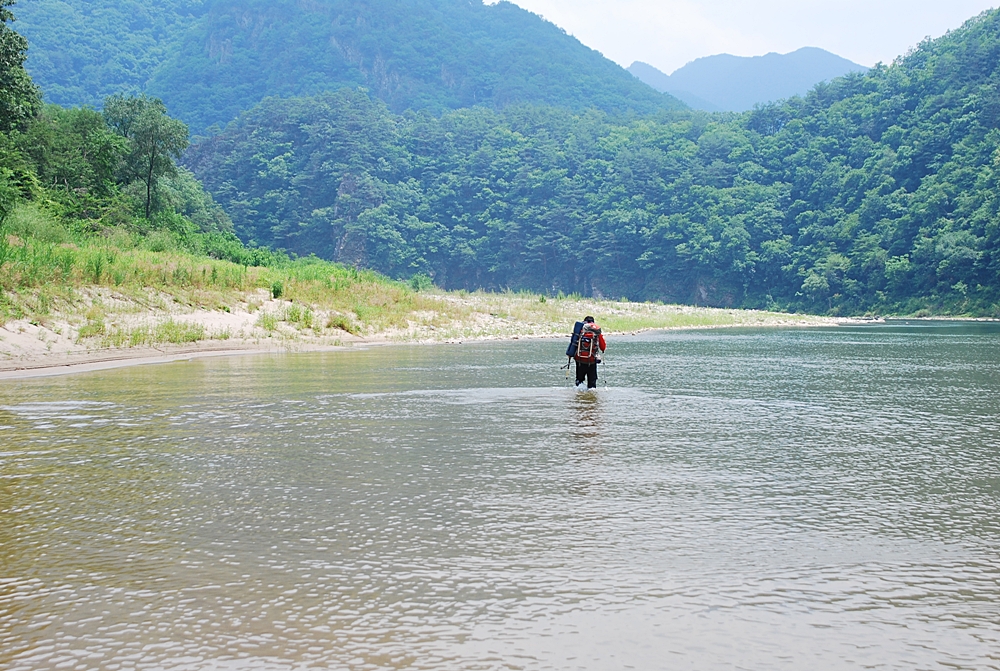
[0,202,836,368]
[0,202,438,332]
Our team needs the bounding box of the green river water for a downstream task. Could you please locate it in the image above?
[1,323,999,670]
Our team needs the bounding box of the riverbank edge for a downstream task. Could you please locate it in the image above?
[2,282,859,379]
[14,312,998,381]
[0,315,858,380]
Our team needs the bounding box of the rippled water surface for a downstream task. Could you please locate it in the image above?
[2,323,1000,670]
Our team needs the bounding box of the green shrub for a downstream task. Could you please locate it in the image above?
[144,230,176,253]
[327,313,359,334]
[77,318,106,339]
[0,170,22,224]
[256,311,278,331]
[3,203,69,243]
[156,319,205,344]
[284,304,313,330]
[409,273,433,292]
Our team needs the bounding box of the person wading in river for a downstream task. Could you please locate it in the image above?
[571,316,606,389]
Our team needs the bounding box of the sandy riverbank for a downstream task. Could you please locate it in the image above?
[0,287,843,379]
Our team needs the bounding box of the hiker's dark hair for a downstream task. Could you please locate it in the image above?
[584,316,595,323]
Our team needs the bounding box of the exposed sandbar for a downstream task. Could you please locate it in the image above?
[0,288,843,379]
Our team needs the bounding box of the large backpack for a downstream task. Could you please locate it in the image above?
[566,321,585,357]
[573,323,602,363]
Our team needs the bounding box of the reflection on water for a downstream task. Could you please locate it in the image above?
[1,324,1000,670]
[569,390,603,446]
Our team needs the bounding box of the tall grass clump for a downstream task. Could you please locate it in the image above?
[100,320,207,348]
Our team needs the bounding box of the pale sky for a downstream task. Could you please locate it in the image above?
[491,0,998,73]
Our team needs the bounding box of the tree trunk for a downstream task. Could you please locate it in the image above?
[146,153,154,220]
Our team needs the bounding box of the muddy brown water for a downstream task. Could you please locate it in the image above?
[1,323,999,670]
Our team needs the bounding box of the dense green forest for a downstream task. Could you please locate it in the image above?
[0,0,295,294]
[10,0,1000,316]
[18,0,680,134]
[15,0,206,108]
[186,8,1000,315]
[0,89,259,264]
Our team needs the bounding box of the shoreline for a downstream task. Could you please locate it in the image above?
[0,315,1000,380]
[7,314,994,380]
[0,340,391,380]
[1,287,847,379]
[883,315,1000,322]
[6,308,994,381]
[2,316,842,381]
[15,286,993,381]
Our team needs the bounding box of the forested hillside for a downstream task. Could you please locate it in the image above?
[3,0,501,345]
[1,0,221,231]
[187,8,1000,315]
[15,0,206,107]
[0,0,304,317]
[18,0,681,134]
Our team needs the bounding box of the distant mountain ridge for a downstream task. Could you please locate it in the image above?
[629,47,868,112]
[17,0,683,133]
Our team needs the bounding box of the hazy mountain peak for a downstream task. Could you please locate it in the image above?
[629,47,867,112]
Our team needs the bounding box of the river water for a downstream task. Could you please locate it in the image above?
[1,323,999,670]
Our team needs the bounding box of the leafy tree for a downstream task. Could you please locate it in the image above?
[0,0,39,133]
[0,0,247,275]
[104,94,189,219]
[17,105,126,197]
